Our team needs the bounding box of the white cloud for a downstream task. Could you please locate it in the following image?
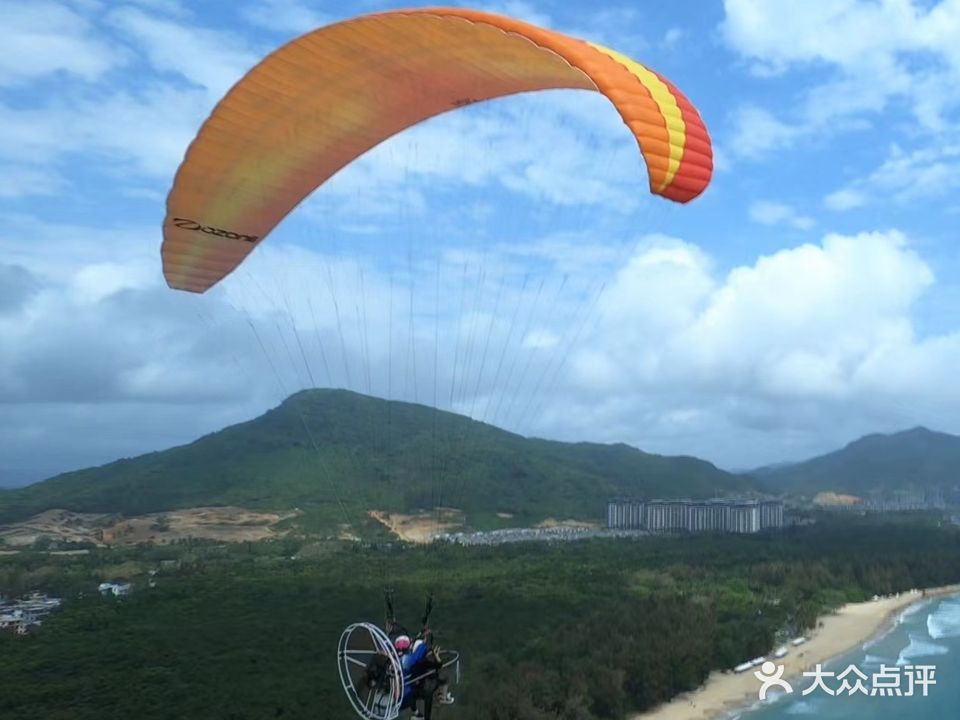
[0,264,39,315]
[0,86,209,181]
[825,142,960,209]
[726,105,802,159]
[0,0,125,86]
[722,0,960,158]
[478,1,553,28]
[240,0,334,34]
[118,0,189,15]
[522,329,559,350]
[662,27,684,48]
[824,188,867,211]
[0,4,254,193]
[3,207,959,476]
[865,143,960,200]
[601,236,714,337]
[71,262,157,304]
[674,231,932,386]
[0,165,66,198]
[723,0,922,74]
[537,228,960,465]
[106,6,258,98]
[0,215,158,284]
[749,200,815,229]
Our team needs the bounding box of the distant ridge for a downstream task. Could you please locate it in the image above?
[748,426,960,497]
[0,389,758,529]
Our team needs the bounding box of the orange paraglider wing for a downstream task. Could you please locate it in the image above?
[162,7,713,293]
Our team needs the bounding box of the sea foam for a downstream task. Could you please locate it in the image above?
[927,596,960,640]
[896,632,949,665]
[783,699,817,715]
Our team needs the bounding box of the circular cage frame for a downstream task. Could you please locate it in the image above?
[338,622,404,720]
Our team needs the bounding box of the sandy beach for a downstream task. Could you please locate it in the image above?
[631,583,960,720]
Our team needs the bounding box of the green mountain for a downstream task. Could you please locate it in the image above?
[0,389,757,529]
[750,426,960,498]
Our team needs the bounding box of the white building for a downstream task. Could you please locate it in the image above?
[98,582,132,597]
[607,498,782,534]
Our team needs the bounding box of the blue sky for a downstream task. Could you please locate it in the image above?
[2,0,960,485]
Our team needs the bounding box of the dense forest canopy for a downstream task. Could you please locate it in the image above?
[2,516,958,719]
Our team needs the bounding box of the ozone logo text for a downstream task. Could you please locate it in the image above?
[171,218,259,243]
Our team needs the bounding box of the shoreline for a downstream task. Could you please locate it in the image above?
[630,583,960,720]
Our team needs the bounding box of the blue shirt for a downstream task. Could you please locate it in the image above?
[400,641,430,705]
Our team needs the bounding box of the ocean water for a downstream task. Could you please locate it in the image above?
[733,593,960,720]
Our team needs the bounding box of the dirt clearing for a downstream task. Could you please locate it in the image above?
[0,507,297,547]
[368,508,464,543]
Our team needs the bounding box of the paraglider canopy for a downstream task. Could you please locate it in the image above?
[161,6,713,294]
